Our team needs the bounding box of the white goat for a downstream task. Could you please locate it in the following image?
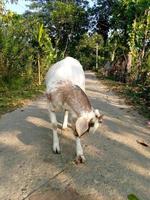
[46,57,103,163]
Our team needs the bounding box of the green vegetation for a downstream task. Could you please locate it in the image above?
[127,194,140,200]
[0,81,44,115]
[0,0,149,116]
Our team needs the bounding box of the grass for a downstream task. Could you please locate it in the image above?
[0,82,45,117]
[96,74,150,119]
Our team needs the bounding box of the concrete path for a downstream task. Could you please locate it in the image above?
[0,72,150,200]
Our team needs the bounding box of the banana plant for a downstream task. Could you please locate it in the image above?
[32,20,56,85]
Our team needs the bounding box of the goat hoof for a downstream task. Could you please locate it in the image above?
[75,155,86,164]
[53,145,61,154]
[53,149,61,154]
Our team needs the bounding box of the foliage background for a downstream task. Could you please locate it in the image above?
[0,0,150,116]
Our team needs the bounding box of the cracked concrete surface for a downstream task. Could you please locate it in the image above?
[0,72,150,200]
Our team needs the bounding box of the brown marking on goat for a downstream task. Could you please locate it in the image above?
[66,85,92,115]
[47,81,92,116]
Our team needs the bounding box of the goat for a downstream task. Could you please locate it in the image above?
[45,57,103,163]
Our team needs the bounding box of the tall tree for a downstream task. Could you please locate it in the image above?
[29,0,89,57]
[91,0,113,43]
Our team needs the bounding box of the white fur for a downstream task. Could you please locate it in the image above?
[46,57,101,162]
[81,111,95,119]
[76,137,85,161]
[76,137,83,156]
[53,131,60,153]
[48,104,60,153]
[46,57,85,92]
[62,110,68,129]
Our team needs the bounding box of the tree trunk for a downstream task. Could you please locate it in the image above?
[62,36,69,58]
[62,28,73,58]
[38,53,41,85]
[111,49,115,62]
[127,52,132,73]
[111,43,117,62]
[126,52,132,83]
[141,9,149,61]
[96,43,98,70]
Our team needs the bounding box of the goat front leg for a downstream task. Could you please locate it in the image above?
[75,137,86,164]
[70,116,85,163]
[48,106,60,154]
[62,110,68,129]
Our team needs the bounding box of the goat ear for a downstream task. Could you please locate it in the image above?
[75,117,89,137]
